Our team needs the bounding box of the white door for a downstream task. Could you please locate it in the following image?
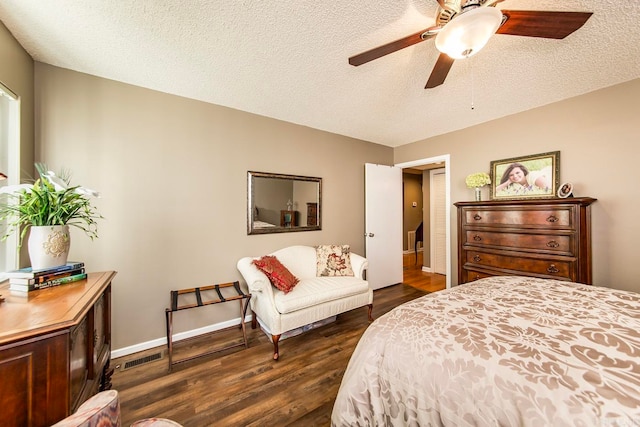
[430,169,447,275]
[365,163,403,290]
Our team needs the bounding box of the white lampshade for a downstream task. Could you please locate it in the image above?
[435,7,502,59]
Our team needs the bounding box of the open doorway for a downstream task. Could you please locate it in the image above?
[396,155,451,290]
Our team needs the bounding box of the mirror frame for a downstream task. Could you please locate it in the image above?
[247,171,322,235]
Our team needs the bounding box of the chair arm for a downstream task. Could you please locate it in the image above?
[51,390,120,426]
[237,257,269,292]
[349,253,369,279]
[237,257,279,324]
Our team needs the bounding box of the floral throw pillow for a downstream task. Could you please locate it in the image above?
[316,245,354,277]
[253,255,299,293]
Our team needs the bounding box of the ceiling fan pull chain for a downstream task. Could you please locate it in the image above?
[469,54,475,111]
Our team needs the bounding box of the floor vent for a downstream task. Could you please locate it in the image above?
[120,351,164,371]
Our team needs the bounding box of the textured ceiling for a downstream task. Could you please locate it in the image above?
[0,0,639,147]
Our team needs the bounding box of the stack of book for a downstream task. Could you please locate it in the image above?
[7,262,87,293]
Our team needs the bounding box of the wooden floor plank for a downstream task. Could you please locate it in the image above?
[112,253,444,426]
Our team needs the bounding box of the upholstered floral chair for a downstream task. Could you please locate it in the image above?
[51,390,182,427]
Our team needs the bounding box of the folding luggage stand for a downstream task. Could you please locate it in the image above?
[165,281,251,371]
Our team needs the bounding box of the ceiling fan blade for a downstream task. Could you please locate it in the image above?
[497,10,593,39]
[425,53,455,89]
[349,28,436,66]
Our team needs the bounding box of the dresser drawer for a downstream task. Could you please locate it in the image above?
[464,231,574,255]
[465,250,575,281]
[462,270,494,283]
[463,207,573,228]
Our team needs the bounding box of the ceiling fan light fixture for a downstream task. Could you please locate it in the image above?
[435,7,502,59]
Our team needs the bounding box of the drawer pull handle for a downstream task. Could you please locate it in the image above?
[547,240,559,248]
[473,214,482,221]
[473,255,481,262]
[473,234,482,241]
[546,215,559,223]
[547,264,559,274]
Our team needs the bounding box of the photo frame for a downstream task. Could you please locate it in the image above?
[558,182,573,198]
[490,151,560,200]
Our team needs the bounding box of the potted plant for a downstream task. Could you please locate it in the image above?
[0,163,101,270]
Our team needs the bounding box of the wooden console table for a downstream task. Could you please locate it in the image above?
[0,271,117,427]
[165,281,251,371]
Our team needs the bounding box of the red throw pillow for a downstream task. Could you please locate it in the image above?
[253,255,299,294]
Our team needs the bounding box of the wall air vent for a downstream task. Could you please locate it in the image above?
[119,351,164,371]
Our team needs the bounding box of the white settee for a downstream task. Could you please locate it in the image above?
[237,245,373,360]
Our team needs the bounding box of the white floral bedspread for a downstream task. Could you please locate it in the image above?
[331,276,640,427]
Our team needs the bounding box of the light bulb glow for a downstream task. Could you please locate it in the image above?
[435,7,502,59]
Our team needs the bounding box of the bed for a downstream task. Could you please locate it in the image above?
[252,220,277,228]
[331,276,640,426]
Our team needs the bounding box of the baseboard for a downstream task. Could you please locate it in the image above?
[403,249,424,254]
[421,266,433,273]
[111,313,252,359]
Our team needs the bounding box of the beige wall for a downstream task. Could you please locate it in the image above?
[0,20,34,201]
[33,63,392,351]
[395,78,640,293]
[402,173,423,252]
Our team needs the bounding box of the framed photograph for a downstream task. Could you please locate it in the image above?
[558,182,573,198]
[490,151,560,200]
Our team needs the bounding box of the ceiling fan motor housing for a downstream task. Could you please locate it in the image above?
[437,0,493,26]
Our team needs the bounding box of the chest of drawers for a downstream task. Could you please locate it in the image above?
[0,271,116,426]
[455,198,596,285]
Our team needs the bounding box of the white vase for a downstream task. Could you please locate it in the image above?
[28,225,71,270]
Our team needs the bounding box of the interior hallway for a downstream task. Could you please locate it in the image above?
[403,251,446,293]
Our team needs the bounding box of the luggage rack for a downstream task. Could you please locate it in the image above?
[165,281,251,372]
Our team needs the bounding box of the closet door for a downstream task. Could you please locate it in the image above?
[430,169,446,275]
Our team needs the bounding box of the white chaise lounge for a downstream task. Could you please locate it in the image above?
[237,245,373,360]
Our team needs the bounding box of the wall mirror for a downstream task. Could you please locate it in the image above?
[247,171,322,235]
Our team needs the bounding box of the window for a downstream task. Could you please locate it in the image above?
[0,82,20,278]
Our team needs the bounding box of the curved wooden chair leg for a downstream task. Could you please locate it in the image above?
[251,311,257,329]
[272,335,281,361]
[367,304,374,322]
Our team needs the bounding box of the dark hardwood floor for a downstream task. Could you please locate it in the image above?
[112,253,445,426]
[403,250,446,293]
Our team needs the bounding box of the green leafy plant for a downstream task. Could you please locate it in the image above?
[0,163,102,246]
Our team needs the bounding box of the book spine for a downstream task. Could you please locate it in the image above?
[32,262,85,277]
[5,262,85,279]
[30,272,88,290]
[33,268,85,284]
[11,268,86,285]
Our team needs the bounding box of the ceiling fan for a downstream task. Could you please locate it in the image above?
[348,0,592,89]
